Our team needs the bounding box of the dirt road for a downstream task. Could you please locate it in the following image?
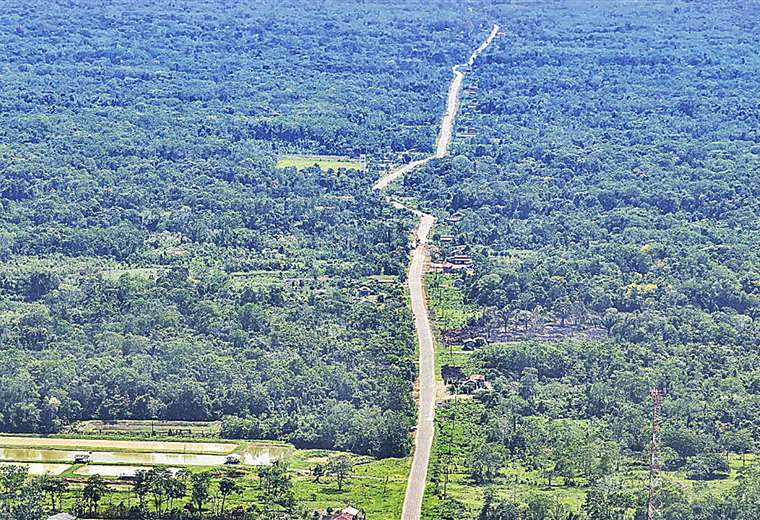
[435,24,500,159]
[372,24,500,520]
[373,159,428,191]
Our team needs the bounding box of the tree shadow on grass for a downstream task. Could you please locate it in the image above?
[319,486,349,495]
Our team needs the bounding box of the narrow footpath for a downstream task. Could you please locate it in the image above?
[372,23,500,520]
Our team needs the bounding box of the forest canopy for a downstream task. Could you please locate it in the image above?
[0,0,492,458]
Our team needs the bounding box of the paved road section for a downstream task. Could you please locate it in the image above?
[372,24,500,520]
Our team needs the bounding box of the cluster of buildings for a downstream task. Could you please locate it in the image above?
[441,364,492,394]
[428,209,477,273]
[324,506,362,520]
[428,253,473,274]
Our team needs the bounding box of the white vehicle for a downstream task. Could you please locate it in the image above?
[225,454,242,465]
[73,453,91,464]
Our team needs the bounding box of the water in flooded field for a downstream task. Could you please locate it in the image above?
[0,436,236,453]
[96,451,228,465]
[0,444,288,466]
[241,444,290,465]
[0,448,72,462]
[0,448,227,466]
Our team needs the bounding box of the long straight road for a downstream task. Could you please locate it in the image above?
[373,23,500,520]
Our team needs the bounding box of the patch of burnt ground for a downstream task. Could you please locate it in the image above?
[442,321,608,347]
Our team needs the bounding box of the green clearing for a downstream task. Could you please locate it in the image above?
[100,267,163,282]
[73,419,222,437]
[1,433,408,519]
[276,154,366,171]
[425,273,481,333]
[422,454,754,519]
[46,450,408,519]
[292,453,410,519]
[424,272,481,381]
[421,401,754,519]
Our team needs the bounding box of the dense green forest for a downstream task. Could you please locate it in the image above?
[406,1,760,518]
[4,0,760,518]
[0,0,492,458]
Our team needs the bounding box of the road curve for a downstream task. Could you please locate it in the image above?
[372,24,500,520]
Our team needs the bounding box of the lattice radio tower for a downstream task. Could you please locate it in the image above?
[647,387,666,520]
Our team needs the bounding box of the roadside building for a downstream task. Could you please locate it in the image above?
[428,262,450,273]
[461,374,487,393]
[445,262,468,273]
[447,254,473,267]
[447,210,466,224]
[460,374,493,395]
[48,514,77,520]
[323,506,362,520]
[463,337,487,350]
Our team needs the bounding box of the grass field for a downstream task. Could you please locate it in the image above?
[1,431,408,519]
[74,419,222,437]
[276,154,366,171]
[420,401,755,519]
[41,450,408,518]
[422,453,755,519]
[425,273,481,333]
[424,272,482,386]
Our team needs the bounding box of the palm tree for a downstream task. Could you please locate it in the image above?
[83,475,108,516]
[218,477,239,516]
[167,476,186,512]
[39,475,68,513]
[132,470,150,509]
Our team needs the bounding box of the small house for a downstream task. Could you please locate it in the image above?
[48,514,77,520]
[461,374,487,394]
[462,338,477,351]
[448,254,473,267]
[439,234,455,243]
[447,210,466,224]
[444,262,467,273]
[428,262,449,273]
[462,337,487,350]
[324,506,362,520]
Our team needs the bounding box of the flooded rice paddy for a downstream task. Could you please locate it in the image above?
[241,444,290,465]
[0,447,228,466]
[0,436,236,453]
[0,436,290,475]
